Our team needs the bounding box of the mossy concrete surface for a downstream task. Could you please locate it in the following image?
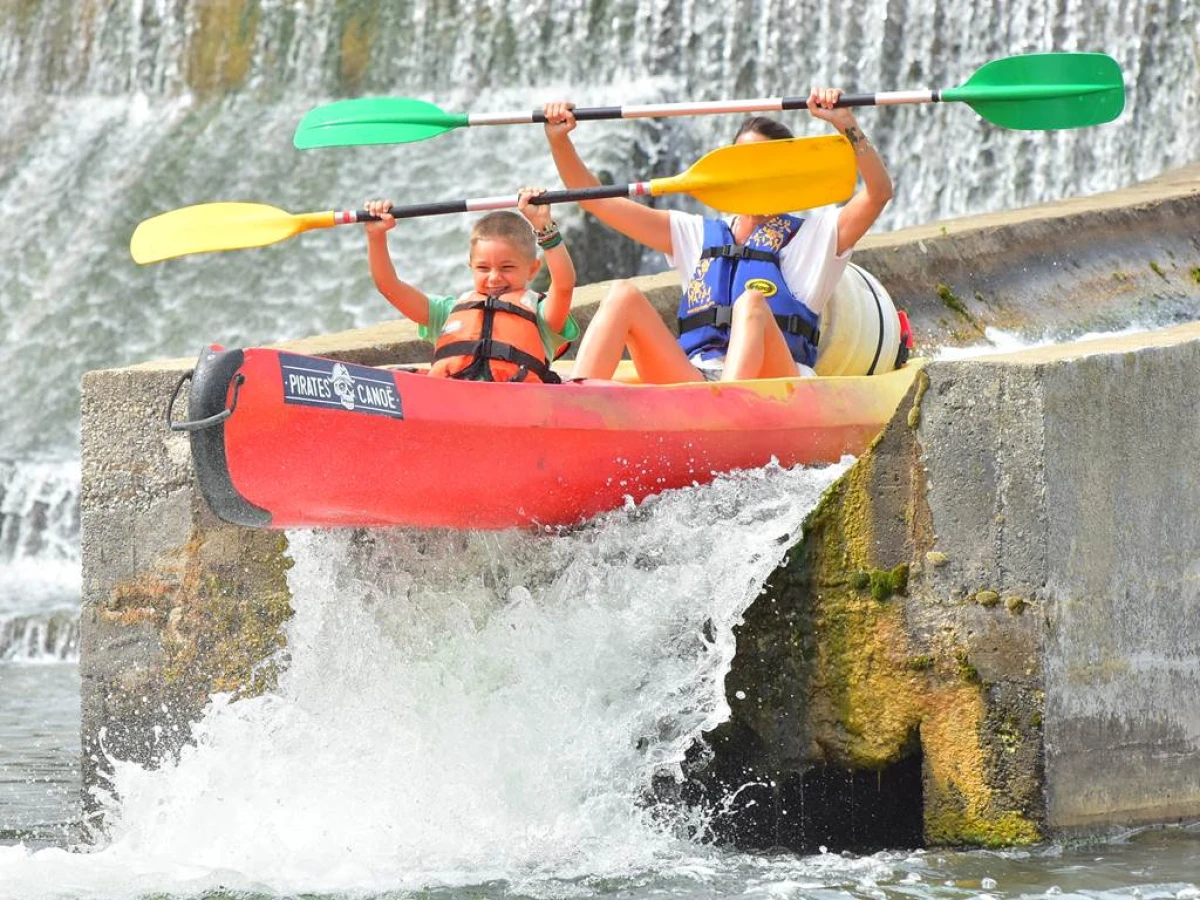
[855,163,1200,342]
[701,322,1200,847]
[79,366,294,812]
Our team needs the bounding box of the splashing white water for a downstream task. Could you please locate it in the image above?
[930,323,1155,362]
[0,460,849,899]
[0,461,81,660]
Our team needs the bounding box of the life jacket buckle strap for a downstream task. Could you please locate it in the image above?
[777,313,820,345]
[701,244,778,263]
[677,304,734,334]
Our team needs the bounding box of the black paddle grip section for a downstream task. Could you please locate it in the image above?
[781,93,877,110]
[529,184,639,204]
[386,200,471,219]
[532,106,624,123]
[358,184,636,221]
[184,346,272,527]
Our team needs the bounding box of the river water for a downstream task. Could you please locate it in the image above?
[1,0,1199,896]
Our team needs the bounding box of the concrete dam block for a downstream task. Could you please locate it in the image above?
[692,323,1200,849]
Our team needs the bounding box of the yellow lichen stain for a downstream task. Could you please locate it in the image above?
[105,528,294,701]
[801,461,925,767]
[922,689,1041,847]
[907,368,930,429]
[1066,657,1132,687]
[792,429,1042,847]
[338,5,380,92]
[812,588,924,767]
[186,0,260,95]
[102,574,179,626]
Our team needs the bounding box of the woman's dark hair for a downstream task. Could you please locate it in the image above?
[733,115,794,143]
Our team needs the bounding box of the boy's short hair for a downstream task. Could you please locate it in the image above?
[470,211,537,259]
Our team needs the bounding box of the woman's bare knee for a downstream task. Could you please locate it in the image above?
[732,289,771,327]
[603,280,651,312]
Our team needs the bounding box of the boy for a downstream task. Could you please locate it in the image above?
[364,188,578,383]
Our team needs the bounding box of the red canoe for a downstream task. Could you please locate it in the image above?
[172,345,920,530]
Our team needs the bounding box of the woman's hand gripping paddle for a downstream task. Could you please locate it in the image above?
[293,52,1124,149]
[130,135,854,264]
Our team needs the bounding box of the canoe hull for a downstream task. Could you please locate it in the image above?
[179,346,920,530]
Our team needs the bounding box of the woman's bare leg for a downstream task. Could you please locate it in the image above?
[572,280,703,383]
[721,290,798,381]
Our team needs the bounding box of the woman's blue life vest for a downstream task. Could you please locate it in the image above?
[676,214,821,368]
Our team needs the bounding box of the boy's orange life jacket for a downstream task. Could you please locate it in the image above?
[430,290,563,383]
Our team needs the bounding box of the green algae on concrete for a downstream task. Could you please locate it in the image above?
[99,524,293,707]
[336,1,382,92]
[186,0,260,95]
[705,378,1044,848]
[906,369,930,430]
[936,283,970,318]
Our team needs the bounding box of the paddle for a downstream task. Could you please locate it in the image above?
[293,52,1124,149]
[131,134,855,264]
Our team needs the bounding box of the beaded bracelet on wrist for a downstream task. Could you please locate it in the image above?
[538,232,564,251]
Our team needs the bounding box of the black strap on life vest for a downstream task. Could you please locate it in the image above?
[449,296,539,323]
[678,304,821,345]
[432,294,560,383]
[682,228,818,346]
[700,244,779,263]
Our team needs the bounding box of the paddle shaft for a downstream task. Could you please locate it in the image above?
[333,183,654,223]
[466,81,1119,126]
[471,97,886,126]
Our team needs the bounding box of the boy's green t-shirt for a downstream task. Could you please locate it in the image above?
[418,293,580,359]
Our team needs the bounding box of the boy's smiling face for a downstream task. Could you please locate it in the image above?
[469,238,541,297]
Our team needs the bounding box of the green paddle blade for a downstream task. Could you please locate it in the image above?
[294,97,469,148]
[131,203,336,264]
[944,52,1124,130]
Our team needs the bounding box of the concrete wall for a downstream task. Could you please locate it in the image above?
[854,163,1200,340]
[693,324,1200,848]
[937,327,1200,833]
[1035,335,1200,828]
[80,165,1200,842]
[79,367,293,805]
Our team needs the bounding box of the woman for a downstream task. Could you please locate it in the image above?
[543,89,893,382]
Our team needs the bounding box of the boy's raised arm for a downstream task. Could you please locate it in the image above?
[364,199,431,325]
[518,188,575,334]
[539,238,575,335]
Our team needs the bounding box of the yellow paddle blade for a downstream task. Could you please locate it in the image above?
[130,202,337,264]
[652,135,857,214]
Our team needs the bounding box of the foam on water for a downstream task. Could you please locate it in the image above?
[0,460,81,660]
[0,461,850,898]
[930,323,1156,362]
